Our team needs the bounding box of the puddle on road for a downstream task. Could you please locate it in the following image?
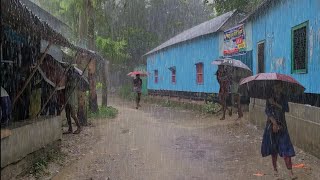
[174,135,223,161]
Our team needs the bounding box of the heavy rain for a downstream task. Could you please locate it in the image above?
[1,0,320,180]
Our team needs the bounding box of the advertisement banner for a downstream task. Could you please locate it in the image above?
[223,24,246,57]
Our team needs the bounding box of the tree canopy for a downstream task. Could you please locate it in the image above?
[34,0,262,84]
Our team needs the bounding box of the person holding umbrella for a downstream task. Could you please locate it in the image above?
[229,68,244,120]
[63,67,81,134]
[216,66,232,120]
[128,71,147,109]
[262,82,296,179]
[213,58,252,120]
[133,74,143,109]
[1,87,12,128]
[239,73,304,179]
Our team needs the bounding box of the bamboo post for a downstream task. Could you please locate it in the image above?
[13,42,52,107]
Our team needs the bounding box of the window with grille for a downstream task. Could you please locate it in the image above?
[292,21,308,73]
[257,41,265,73]
[154,70,158,83]
[196,63,203,84]
[170,68,176,84]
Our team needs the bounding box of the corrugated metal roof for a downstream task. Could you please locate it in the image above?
[145,10,236,56]
[3,0,105,62]
[21,0,72,37]
[2,0,72,47]
[239,0,272,23]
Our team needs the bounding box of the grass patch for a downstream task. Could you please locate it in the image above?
[88,106,118,119]
[202,101,222,114]
[144,96,223,115]
[30,149,66,179]
[31,157,49,178]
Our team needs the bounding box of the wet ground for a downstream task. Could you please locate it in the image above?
[28,96,320,180]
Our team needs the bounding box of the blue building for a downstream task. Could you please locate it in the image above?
[239,0,320,106]
[146,10,250,99]
[241,0,320,96]
[243,0,320,158]
[146,0,320,105]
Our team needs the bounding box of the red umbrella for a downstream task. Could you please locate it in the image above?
[239,73,305,99]
[127,71,148,77]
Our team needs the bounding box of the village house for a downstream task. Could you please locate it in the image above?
[240,0,320,158]
[1,1,72,178]
[145,0,320,158]
[145,10,248,100]
[1,0,105,179]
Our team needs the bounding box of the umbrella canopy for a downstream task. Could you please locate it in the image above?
[127,71,148,77]
[68,66,89,91]
[212,58,252,81]
[239,73,305,99]
[1,87,9,97]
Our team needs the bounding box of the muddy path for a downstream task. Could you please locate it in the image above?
[51,97,320,180]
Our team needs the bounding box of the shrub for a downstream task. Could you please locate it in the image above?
[30,149,66,179]
[88,106,118,119]
[96,82,103,89]
[119,84,135,100]
[203,101,222,114]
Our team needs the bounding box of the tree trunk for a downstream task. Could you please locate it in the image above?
[101,61,109,106]
[77,0,89,125]
[87,0,98,112]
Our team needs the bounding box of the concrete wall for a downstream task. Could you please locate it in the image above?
[1,116,62,168]
[1,140,61,180]
[249,99,320,158]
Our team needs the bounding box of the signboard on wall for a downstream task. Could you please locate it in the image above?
[223,24,246,57]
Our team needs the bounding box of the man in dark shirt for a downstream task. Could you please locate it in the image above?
[216,66,232,120]
[64,68,81,134]
[133,74,142,109]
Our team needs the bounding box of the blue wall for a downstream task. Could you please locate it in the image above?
[147,0,320,94]
[147,34,221,93]
[251,0,320,93]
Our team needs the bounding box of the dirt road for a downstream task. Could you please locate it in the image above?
[52,97,320,180]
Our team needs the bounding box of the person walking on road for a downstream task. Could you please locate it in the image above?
[133,74,142,109]
[261,82,297,179]
[64,68,81,134]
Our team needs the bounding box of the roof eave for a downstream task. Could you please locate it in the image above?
[143,10,237,57]
[239,0,272,24]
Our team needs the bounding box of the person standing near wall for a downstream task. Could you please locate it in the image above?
[63,68,81,134]
[1,87,12,128]
[133,74,142,109]
[230,73,243,120]
[261,83,297,179]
